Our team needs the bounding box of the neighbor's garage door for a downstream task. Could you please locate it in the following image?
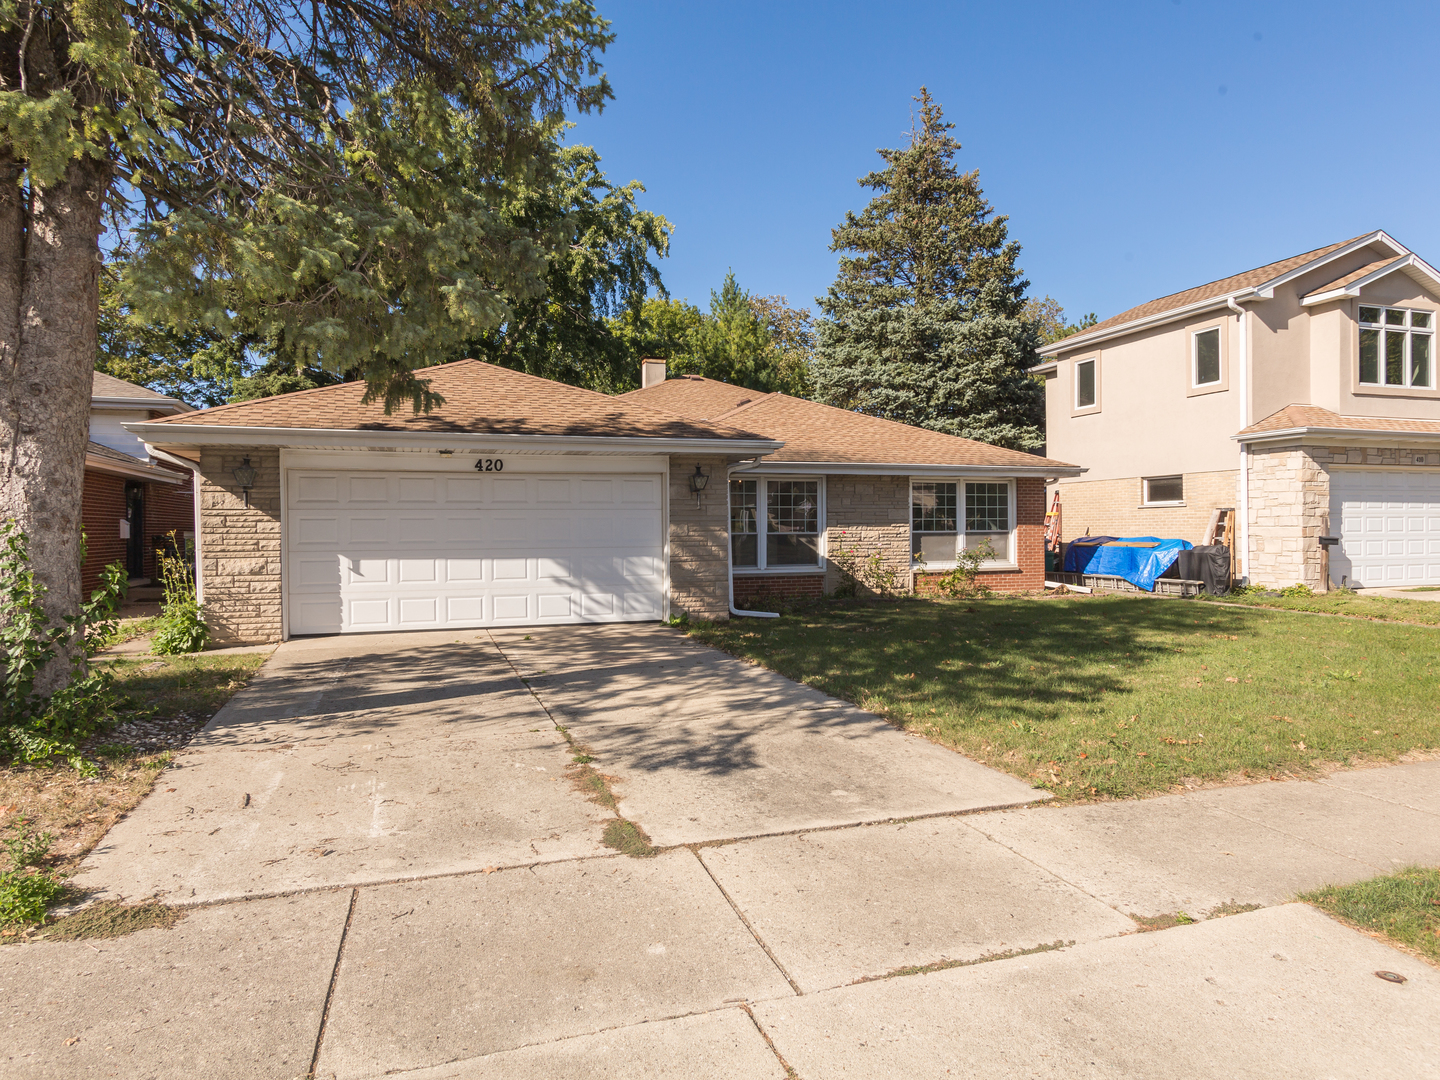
[285,469,665,634]
[1330,469,1440,587]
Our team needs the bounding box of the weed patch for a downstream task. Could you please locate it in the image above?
[602,818,656,858]
[1206,900,1262,919]
[1129,911,1197,932]
[39,900,183,941]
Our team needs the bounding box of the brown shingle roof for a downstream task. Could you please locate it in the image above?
[1048,234,1373,352]
[92,371,184,405]
[1300,257,1404,300]
[619,376,762,419]
[626,377,1077,470]
[139,359,774,443]
[1238,403,1440,438]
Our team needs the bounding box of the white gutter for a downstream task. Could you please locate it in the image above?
[1227,297,1251,581]
[726,460,778,618]
[145,446,205,605]
[94,395,191,414]
[84,451,186,484]
[124,421,783,457]
[741,460,1083,478]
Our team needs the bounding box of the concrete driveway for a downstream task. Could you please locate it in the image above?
[8,625,1440,1079]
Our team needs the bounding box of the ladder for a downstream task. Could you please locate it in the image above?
[1044,490,1063,552]
[1203,507,1234,547]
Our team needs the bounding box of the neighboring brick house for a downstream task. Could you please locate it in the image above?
[82,373,194,594]
[1036,231,1440,589]
[622,362,1078,608]
[124,359,1078,644]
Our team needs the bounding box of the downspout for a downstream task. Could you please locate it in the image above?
[726,461,779,618]
[145,445,205,604]
[1227,296,1250,581]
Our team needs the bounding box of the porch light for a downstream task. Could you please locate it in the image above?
[233,456,258,508]
[689,464,709,507]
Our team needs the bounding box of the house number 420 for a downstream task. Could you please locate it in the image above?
[475,458,505,472]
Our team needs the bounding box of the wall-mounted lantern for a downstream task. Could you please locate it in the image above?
[689,464,709,507]
[233,456,259,508]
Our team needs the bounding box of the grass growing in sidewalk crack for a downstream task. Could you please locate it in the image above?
[1129,911,1197,932]
[853,939,1074,984]
[602,819,656,858]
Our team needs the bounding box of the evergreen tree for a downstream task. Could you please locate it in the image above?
[812,89,1044,450]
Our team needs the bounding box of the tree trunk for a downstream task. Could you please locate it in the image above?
[0,154,109,693]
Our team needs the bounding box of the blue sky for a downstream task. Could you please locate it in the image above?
[568,0,1440,325]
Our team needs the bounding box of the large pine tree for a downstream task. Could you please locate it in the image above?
[813,89,1044,450]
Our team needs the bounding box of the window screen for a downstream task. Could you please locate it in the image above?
[729,479,758,567]
[1075,358,1096,408]
[912,483,958,532]
[766,481,819,565]
[1194,328,1220,386]
[1144,475,1184,504]
[964,483,1010,563]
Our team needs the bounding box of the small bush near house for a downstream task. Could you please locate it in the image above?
[151,537,208,655]
[830,530,904,598]
[922,540,995,599]
[1,520,124,769]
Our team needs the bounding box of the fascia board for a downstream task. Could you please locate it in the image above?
[92,396,190,413]
[1299,254,1438,307]
[1249,231,1403,298]
[85,454,186,483]
[1038,291,1258,358]
[123,421,783,456]
[1029,360,1060,375]
[1233,425,1440,445]
[745,460,1084,478]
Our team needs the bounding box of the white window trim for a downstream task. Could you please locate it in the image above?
[908,478,1019,572]
[1073,357,1099,411]
[1141,475,1185,507]
[730,475,827,574]
[1358,305,1435,389]
[1191,326,1223,388]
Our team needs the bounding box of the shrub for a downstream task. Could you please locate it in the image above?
[923,540,996,599]
[0,821,64,927]
[151,535,208,655]
[1,520,124,767]
[829,531,904,599]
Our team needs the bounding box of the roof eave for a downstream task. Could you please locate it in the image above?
[125,421,784,456]
[1234,424,1440,445]
[1301,252,1440,307]
[746,459,1083,478]
[85,452,186,483]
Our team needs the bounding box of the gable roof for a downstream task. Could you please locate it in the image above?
[623,376,1080,474]
[1236,403,1440,442]
[85,440,186,483]
[92,371,190,413]
[1039,231,1411,359]
[133,359,781,452]
[1299,252,1440,307]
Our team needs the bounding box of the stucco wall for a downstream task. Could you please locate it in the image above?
[668,454,733,620]
[1048,469,1240,546]
[824,475,912,596]
[199,447,283,645]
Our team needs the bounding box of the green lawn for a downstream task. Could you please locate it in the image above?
[1303,867,1440,966]
[1201,589,1440,626]
[685,594,1440,801]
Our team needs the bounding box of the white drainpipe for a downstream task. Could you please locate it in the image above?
[726,462,779,618]
[1227,296,1250,581]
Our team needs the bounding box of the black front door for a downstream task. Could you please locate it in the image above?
[124,481,145,579]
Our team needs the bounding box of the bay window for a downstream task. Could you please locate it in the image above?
[729,478,822,570]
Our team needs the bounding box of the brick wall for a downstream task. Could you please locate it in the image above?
[198,447,283,645]
[824,475,913,596]
[142,467,195,579]
[732,572,826,606]
[668,454,734,621]
[80,471,127,595]
[1050,470,1240,544]
[913,476,1047,594]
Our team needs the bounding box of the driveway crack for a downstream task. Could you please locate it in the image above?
[690,847,804,997]
[308,886,358,1077]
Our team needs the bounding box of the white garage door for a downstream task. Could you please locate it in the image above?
[1330,469,1440,587]
[285,468,666,634]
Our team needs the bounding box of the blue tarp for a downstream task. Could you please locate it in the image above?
[1063,535,1194,591]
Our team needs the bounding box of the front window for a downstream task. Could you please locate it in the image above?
[1075,358,1097,408]
[1359,306,1433,388]
[730,478,821,569]
[1193,327,1221,386]
[911,481,1013,565]
[1144,475,1184,505]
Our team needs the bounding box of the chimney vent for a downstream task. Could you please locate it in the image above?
[641,358,667,388]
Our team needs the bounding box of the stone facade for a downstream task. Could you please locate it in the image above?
[198,447,283,645]
[824,475,913,596]
[1049,469,1240,545]
[667,453,735,620]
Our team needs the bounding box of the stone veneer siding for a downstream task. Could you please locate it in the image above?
[668,453,735,620]
[1049,470,1240,546]
[1246,442,1440,589]
[913,476,1047,594]
[198,446,283,645]
[824,475,913,596]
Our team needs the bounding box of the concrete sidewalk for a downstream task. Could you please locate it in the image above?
[6,625,1439,1079]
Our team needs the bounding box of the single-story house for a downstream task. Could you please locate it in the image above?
[84,373,195,592]
[127,359,1079,644]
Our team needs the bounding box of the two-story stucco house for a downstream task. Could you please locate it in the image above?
[1036,231,1440,590]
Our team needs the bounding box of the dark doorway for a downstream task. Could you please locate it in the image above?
[124,481,146,580]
